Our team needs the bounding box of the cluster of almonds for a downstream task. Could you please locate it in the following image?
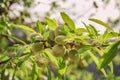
[30,26,81,57]
[30,25,87,69]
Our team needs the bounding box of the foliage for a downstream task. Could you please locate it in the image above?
[0,11,120,80]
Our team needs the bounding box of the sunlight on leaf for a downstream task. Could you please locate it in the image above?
[11,24,36,32]
[45,17,57,30]
[89,18,113,31]
[36,20,45,33]
[61,12,75,31]
[75,28,87,33]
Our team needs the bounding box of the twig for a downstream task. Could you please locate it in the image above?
[0,53,31,65]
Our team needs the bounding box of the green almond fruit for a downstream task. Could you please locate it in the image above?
[68,49,78,58]
[52,45,66,57]
[49,30,55,40]
[47,37,55,47]
[31,42,44,53]
[55,35,66,45]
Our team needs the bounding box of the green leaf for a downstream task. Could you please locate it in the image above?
[0,61,9,73]
[56,59,67,80]
[98,40,120,69]
[75,28,87,33]
[64,33,90,41]
[3,34,26,45]
[0,55,9,62]
[17,53,32,67]
[78,45,93,54]
[87,50,107,77]
[98,31,118,42]
[89,24,98,37]
[36,20,45,33]
[60,12,75,31]
[11,23,36,32]
[47,65,52,80]
[12,61,19,80]
[63,24,70,34]
[82,22,91,35]
[94,47,113,74]
[87,50,99,65]
[0,24,5,33]
[45,17,57,30]
[32,61,38,80]
[102,31,111,41]
[43,32,49,40]
[103,31,118,39]
[16,45,28,57]
[44,49,58,67]
[58,59,67,75]
[108,62,113,74]
[89,18,113,31]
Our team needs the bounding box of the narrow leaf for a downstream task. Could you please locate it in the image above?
[89,24,98,37]
[17,53,32,67]
[45,17,57,30]
[36,20,45,33]
[87,50,107,77]
[94,47,113,73]
[89,18,113,31]
[78,45,93,54]
[98,40,120,69]
[43,32,49,40]
[82,22,91,35]
[108,62,113,74]
[32,61,38,80]
[11,23,36,32]
[56,59,67,80]
[63,24,70,34]
[16,45,28,57]
[61,12,75,31]
[58,60,67,75]
[3,34,26,45]
[44,49,58,67]
[75,28,87,33]
[47,65,52,80]
[0,24,5,33]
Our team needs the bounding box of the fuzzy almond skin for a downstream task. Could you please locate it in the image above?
[47,37,55,47]
[68,49,78,59]
[31,42,44,53]
[52,45,66,57]
[49,30,55,40]
[55,35,66,45]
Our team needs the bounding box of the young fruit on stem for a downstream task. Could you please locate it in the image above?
[55,35,66,45]
[31,42,44,54]
[52,44,66,57]
[49,30,55,40]
[68,49,78,63]
[47,37,55,47]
